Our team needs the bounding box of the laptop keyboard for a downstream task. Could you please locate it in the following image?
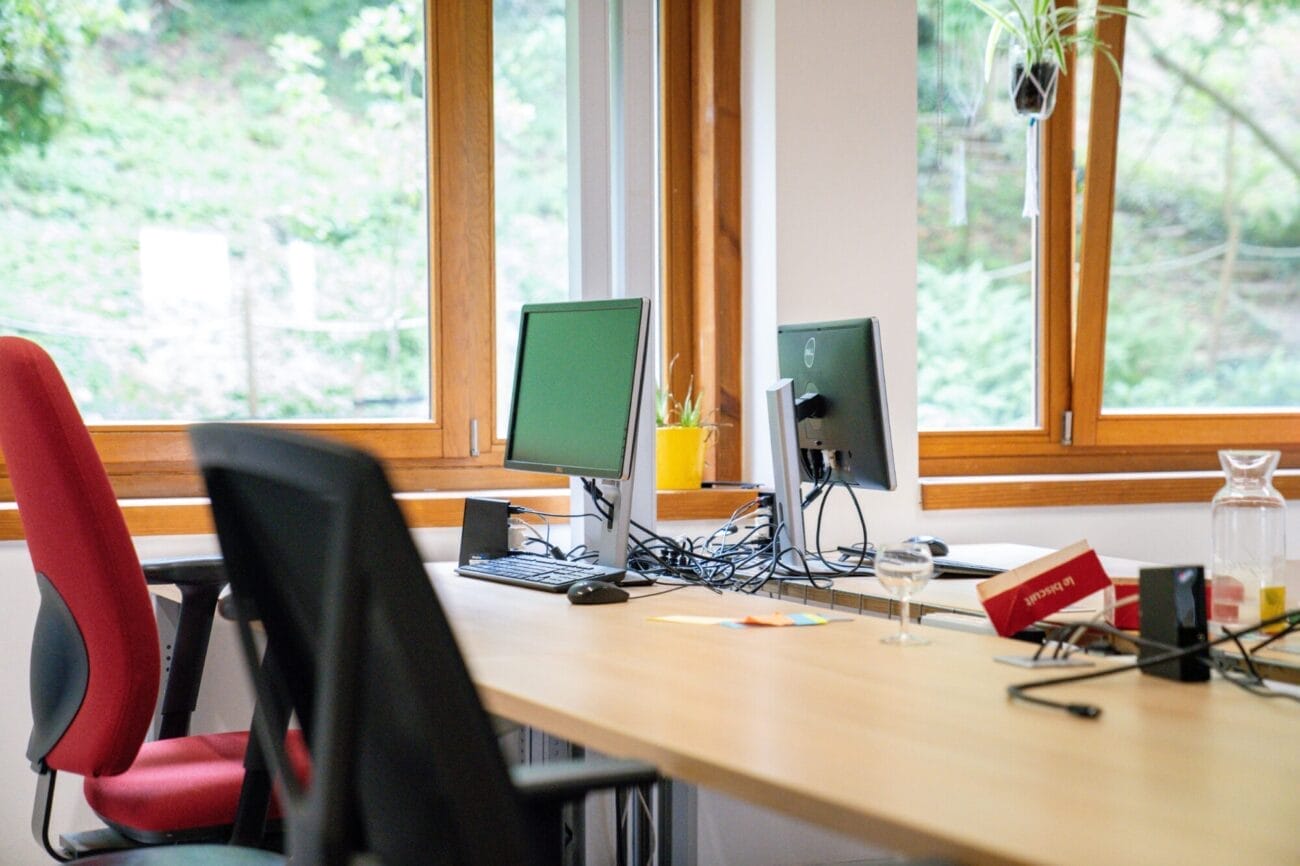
[457,553,625,592]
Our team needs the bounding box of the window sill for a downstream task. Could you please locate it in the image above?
[922,470,1300,510]
[0,487,757,542]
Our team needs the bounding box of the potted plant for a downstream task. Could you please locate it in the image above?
[968,0,1136,119]
[655,373,710,491]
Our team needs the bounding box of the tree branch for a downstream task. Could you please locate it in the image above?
[1135,28,1300,184]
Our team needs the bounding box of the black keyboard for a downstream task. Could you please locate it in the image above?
[456,553,625,592]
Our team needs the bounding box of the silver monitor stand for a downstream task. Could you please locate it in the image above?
[766,378,809,570]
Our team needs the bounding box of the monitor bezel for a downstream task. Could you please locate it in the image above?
[502,297,651,481]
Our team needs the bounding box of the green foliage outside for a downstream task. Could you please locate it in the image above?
[1,0,568,423]
[919,0,1299,428]
[492,0,569,434]
[1,0,435,420]
[0,0,144,156]
[1101,1,1300,411]
[918,262,1032,428]
[918,0,1036,427]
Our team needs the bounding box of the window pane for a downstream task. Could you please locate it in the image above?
[494,0,570,438]
[0,0,431,422]
[917,0,1036,429]
[1102,1,1300,412]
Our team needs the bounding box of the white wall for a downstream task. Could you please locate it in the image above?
[744,0,920,553]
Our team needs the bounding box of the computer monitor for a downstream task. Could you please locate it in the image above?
[767,317,895,567]
[504,297,651,570]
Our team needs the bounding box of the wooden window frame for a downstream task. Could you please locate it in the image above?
[660,0,744,482]
[920,2,1299,505]
[1,0,746,524]
[1071,9,1300,459]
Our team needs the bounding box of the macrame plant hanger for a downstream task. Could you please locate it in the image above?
[936,0,969,229]
[1010,49,1060,218]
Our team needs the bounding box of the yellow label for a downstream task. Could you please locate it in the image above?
[1260,586,1287,634]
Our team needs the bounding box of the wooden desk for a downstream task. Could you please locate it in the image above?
[429,564,1300,866]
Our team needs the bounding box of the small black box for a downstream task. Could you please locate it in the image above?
[457,497,511,566]
[1138,566,1209,682]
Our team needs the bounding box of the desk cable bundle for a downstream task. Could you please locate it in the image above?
[1007,610,1300,718]
[581,478,876,592]
[500,476,880,598]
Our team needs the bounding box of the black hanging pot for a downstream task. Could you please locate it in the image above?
[1009,49,1059,120]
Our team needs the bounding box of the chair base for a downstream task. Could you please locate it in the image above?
[60,826,135,859]
[72,844,282,865]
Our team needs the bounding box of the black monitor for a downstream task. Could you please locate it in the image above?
[777,317,895,490]
[767,317,895,567]
[503,298,651,569]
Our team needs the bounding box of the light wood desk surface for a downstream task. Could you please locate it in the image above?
[428,564,1300,866]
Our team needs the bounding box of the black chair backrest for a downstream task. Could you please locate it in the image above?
[191,424,534,866]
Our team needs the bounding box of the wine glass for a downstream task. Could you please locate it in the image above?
[876,542,934,646]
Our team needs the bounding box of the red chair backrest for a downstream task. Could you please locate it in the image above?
[0,337,159,776]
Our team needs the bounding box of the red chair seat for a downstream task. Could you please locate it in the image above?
[85,731,310,834]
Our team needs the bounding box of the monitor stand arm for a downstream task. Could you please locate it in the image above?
[767,379,808,570]
[594,478,633,569]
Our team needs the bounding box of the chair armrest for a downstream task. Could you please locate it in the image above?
[510,757,657,805]
[143,556,226,739]
[141,555,226,587]
[216,589,252,623]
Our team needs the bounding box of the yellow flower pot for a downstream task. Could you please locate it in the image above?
[656,426,707,490]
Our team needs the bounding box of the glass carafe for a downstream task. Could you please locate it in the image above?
[1210,450,1286,634]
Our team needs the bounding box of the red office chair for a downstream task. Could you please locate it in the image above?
[0,337,306,860]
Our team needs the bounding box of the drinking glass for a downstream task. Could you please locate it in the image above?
[877,542,934,646]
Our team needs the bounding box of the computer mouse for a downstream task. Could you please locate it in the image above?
[905,535,949,558]
[566,579,630,605]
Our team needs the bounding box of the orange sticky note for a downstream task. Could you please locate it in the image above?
[740,613,795,627]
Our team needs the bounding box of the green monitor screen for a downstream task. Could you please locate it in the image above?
[504,298,649,480]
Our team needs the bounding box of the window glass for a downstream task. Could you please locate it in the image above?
[493,0,570,438]
[917,0,1036,429]
[0,0,431,422]
[1102,1,1299,412]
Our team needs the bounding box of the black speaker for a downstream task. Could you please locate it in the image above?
[1138,565,1209,682]
[457,497,511,566]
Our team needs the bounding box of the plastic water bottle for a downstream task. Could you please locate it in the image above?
[1210,450,1287,635]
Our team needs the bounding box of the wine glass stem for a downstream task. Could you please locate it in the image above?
[899,595,911,639]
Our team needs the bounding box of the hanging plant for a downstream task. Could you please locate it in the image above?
[966,0,1138,216]
[968,0,1138,120]
[1009,44,1059,119]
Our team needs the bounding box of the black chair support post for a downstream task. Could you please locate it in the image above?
[190,424,657,866]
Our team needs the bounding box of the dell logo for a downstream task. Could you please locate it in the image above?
[803,337,816,369]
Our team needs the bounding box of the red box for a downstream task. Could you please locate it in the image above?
[977,541,1113,637]
[1107,578,1139,630]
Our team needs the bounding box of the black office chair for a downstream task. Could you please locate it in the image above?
[188,423,658,866]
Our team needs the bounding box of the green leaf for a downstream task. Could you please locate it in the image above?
[967,0,1024,43]
[983,19,1003,82]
